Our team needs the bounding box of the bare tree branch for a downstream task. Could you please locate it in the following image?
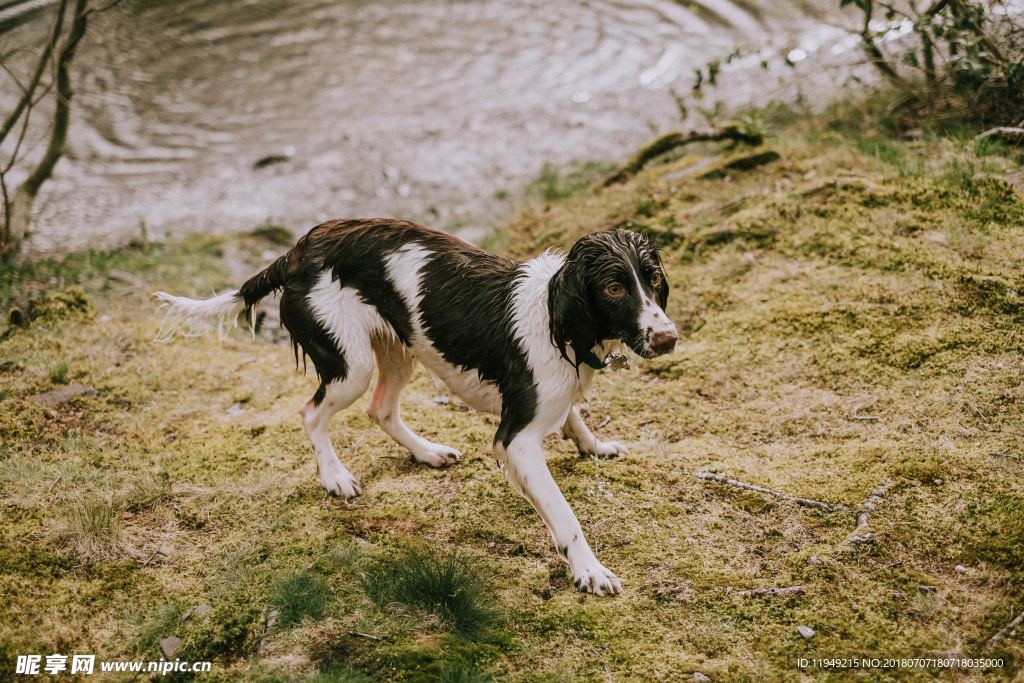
[19,0,88,200]
[0,0,69,148]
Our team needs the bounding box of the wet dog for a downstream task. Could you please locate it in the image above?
[156,219,677,594]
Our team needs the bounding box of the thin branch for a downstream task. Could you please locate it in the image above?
[977,127,1024,146]
[694,471,848,512]
[987,609,1024,650]
[19,0,88,200]
[847,479,893,544]
[858,0,910,87]
[738,585,804,598]
[0,0,68,147]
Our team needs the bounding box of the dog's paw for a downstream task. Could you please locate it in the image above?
[579,440,627,459]
[412,443,462,468]
[319,466,361,500]
[572,559,623,596]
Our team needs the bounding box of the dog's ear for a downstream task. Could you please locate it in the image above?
[548,250,601,371]
[639,233,669,310]
[655,255,670,310]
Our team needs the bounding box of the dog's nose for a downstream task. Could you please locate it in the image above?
[649,330,677,355]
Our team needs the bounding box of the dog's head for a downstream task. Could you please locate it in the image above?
[548,229,677,369]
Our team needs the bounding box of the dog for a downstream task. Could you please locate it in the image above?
[156,218,677,595]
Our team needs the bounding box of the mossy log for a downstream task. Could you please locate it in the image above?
[602,122,764,186]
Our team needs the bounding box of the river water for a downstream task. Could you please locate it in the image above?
[0,0,861,255]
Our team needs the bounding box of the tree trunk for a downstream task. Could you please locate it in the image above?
[3,0,88,255]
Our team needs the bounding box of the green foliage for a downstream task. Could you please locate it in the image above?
[527,162,611,203]
[360,547,499,638]
[840,0,1024,126]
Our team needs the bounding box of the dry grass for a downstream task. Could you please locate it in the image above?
[0,108,1022,680]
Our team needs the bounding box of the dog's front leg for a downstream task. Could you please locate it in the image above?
[562,405,627,459]
[496,432,622,595]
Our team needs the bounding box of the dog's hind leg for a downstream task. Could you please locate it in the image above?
[302,368,372,499]
[367,341,461,467]
[562,405,626,459]
[285,276,378,499]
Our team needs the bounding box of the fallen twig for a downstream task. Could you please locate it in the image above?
[257,609,279,657]
[350,630,382,641]
[738,585,803,598]
[986,609,1024,650]
[977,127,1024,146]
[694,471,848,512]
[847,479,892,544]
[602,124,763,186]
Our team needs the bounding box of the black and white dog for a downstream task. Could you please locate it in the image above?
[156,219,677,595]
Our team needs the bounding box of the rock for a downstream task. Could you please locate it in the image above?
[253,146,296,170]
[955,564,968,574]
[433,395,450,405]
[797,625,815,639]
[106,270,145,288]
[181,603,211,621]
[156,545,174,558]
[807,555,821,565]
[34,383,98,406]
[227,403,246,417]
[692,673,711,682]
[159,636,181,659]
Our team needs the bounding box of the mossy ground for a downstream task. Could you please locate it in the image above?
[1,105,1023,681]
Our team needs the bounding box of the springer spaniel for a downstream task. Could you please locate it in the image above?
[156,219,677,595]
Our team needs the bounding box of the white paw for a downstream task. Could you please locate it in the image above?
[319,465,361,499]
[580,440,627,459]
[411,443,462,468]
[572,559,623,596]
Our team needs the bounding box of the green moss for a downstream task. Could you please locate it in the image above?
[2,101,1023,679]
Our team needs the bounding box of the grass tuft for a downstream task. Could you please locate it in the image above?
[48,361,69,385]
[60,494,124,563]
[270,570,332,629]
[360,547,498,638]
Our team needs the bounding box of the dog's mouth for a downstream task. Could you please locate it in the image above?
[628,331,678,359]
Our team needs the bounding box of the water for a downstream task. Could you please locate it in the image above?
[0,0,858,255]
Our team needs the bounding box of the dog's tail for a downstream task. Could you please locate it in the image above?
[154,252,291,342]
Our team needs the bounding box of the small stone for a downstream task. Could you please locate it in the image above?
[227,403,245,417]
[157,545,174,557]
[797,625,815,639]
[807,555,822,565]
[955,564,968,574]
[159,636,181,659]
[97,314,112,323]
[185,603,211,619]
[34,383,98,406]
[692,673,711,682]
[107,270,145,288]
[433,395,450,405]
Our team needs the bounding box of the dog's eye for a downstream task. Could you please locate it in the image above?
[650,271,662,288]
[604,283,626,298]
